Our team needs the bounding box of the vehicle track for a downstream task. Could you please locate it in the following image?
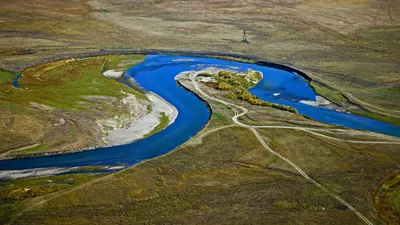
[188,74,399,225]
[8,73,399,225]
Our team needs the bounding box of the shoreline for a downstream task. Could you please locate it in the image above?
[104,91,178,145]
[2,51,398,161]
[0,73,178,162]
[0,92,179,161]
[11,49,393,124]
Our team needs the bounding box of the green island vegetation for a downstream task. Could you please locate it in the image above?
[144,112,170,138]
[201,70,297,113]
[0,55,146,157]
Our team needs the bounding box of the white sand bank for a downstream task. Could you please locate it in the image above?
[300,96,331,107]
[103,70,124,79]
[105,92,178,145]
[300,96,347,112]
[0,167,73,180]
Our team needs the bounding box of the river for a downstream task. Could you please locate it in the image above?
[1,54,399,172]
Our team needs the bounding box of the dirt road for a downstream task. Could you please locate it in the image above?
[188,72,400,225]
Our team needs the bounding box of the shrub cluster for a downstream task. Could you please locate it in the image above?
[234,90,297,113]
[208,70,297,114]
[217,81,232,90]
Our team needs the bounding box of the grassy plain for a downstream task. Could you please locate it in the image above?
[1,0,399,122]
[373,172,400,225]
[0,173,108,225]
[103,54,145,71]
[3,82,399,225]
[1,0,400,224]
[0,55,145,157]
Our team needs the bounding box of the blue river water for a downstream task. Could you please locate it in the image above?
[0,55,399,171]
[13,74,22,88]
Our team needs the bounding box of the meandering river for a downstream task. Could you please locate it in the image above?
[1,55,399,171]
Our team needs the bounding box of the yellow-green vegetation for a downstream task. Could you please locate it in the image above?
[144,112,169,138]
[1,0,400,224]
[211,112,231,121]
[0,173,108,225]
[310,81,346,105]
[211,56,258,64]
[69,166,107,173]
[2,56,145,110]
[356,110,400,126]
[373,172,400,225]
[9,144,48,156]
[205,70,297,113]
[310,81,400,126]
[0,55,146,156]
[102,54,147,93]
[6,95,400,225]
[0,69,15,93]
[103,54,146,71]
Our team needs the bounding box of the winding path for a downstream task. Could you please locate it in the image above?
[0,143,41,159]
[188,74,400,225]
[9,72,400,225]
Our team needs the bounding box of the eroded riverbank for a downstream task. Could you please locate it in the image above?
[1,54,399,175]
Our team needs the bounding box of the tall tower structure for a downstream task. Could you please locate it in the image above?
[242,30,249,43]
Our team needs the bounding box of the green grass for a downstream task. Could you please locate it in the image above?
[373,173,400,224]
[69,166,106,172]
[103,54,146,71]
[0,55,149,157]
[0,173,108,225]
[144,112,169,138]
[3,90,400,224]
[354,25,400,51]
[211,112,231,121]
[309,81,346,104]
[310,80,400,125]
[98,9,111,13]
[10,108,398,224]
[211,56,257,64]
[0,69,15,93]
[10,143,48,156]
[355,110,400,126]
[0,69,15,84]
[0,173,103,203]
[1,56,146,111]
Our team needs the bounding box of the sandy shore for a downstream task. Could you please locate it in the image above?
[300,96,347,112]
[0,165,127,180]
[0,167,74,180]
[99,69,179,145]
[105,92,178,145]
[103,69,124,79]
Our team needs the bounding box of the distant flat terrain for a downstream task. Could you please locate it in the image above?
[1,1,400,224]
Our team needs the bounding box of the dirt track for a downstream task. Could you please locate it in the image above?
[187,70,400,225]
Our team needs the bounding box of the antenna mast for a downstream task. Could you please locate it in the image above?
[242,30,249,43]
